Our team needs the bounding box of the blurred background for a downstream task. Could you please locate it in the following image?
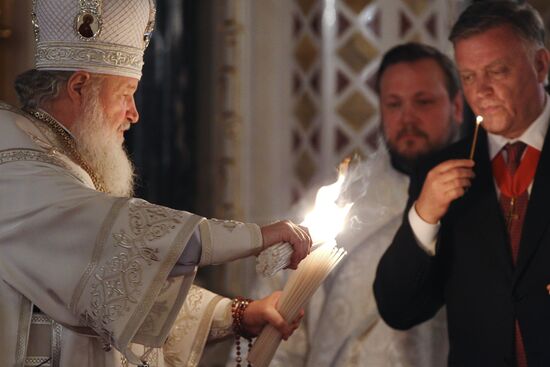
[1,0,550,365]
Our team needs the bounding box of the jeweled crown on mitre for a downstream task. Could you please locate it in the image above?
[32,0,156,80]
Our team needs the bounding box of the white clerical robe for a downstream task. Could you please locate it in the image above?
[0,102,263,367]
[237,148,448,367]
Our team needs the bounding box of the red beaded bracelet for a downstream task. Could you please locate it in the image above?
[232,296,254,367]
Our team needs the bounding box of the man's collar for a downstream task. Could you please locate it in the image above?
[487,93,550,159]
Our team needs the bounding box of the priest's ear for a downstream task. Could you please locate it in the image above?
[66,71,93,105]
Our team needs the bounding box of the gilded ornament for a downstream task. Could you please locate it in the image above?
[75,0,103,40]
[31,0,40,43]
[75,11,101,39]
[143,0,156,49]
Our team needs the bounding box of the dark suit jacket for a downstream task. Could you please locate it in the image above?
[374,128,550,366]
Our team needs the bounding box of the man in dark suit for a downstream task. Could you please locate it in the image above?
[373,2,550,366]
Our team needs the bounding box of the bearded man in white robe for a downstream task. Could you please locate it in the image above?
[236,43,464,367]
[0,1,312,366]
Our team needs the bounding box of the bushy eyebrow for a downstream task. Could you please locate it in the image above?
[459,57,508,73]
[119,83,138,94]
[414,91,438,97]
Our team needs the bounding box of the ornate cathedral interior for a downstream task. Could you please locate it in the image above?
[2,0,550,365]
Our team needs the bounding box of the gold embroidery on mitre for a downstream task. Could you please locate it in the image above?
[143,0,156,49]
[31,0,40,43]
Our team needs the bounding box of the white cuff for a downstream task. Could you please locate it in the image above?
[198,219,263,266]
[408,202,439,256]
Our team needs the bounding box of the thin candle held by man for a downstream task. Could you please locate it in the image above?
[469,115,483,160]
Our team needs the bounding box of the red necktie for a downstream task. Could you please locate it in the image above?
[495,142,528,263]
[492,142,540,367]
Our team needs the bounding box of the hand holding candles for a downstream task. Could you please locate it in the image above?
[256,161,352,277]
[248,241,347,367]
[469,115,483,161]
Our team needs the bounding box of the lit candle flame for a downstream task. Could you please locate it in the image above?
[256,159,354,276]
[476,115,483,125]
[300,171,353,245]
[469,115,484,160]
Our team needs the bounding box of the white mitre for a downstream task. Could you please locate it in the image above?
[32,0,156,80]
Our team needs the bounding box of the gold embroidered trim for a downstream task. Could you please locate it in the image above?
[70,197,128,313]
[143,0,156,49]
[157,277,195,338]
[0,149,69,171]
[133,275,194,349]
[247,223,263,252]
[23,108,105,192]
[119,212,203,345]
[0,100,21,114]
[198,220,213,265]
[24,356,51,367]
[76,198,201,361]
[36,42,144,74]
[209,218,240,231]
[139,300,169,335]
[30,313,51,325]
[51,322,62,367]
[187,295,224,367]
[209,301,233,340]
[121,347,160,367]
[25,313,63,367]
[15,298,33,367]
[0,104,97,188]
[30,0,39,43]
[171,285,203,339]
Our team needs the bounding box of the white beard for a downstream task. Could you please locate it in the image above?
[72,91,135,197]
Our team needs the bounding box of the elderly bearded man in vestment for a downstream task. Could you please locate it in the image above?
[234,43,463,367]
[0,0,312,366]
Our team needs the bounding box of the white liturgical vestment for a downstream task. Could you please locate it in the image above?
[240,148,448,367]
[0,102,263,367]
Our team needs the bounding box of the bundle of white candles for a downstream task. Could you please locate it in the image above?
[248,241,347,367]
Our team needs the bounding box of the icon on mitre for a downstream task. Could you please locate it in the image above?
[76,11,100,39]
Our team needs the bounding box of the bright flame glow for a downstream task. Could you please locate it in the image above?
[300,173,352,245]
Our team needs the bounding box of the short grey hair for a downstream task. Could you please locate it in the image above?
[449,1,546,49]
[14,69,73,109]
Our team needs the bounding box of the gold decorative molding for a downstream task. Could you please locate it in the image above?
[214,0,245,221]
